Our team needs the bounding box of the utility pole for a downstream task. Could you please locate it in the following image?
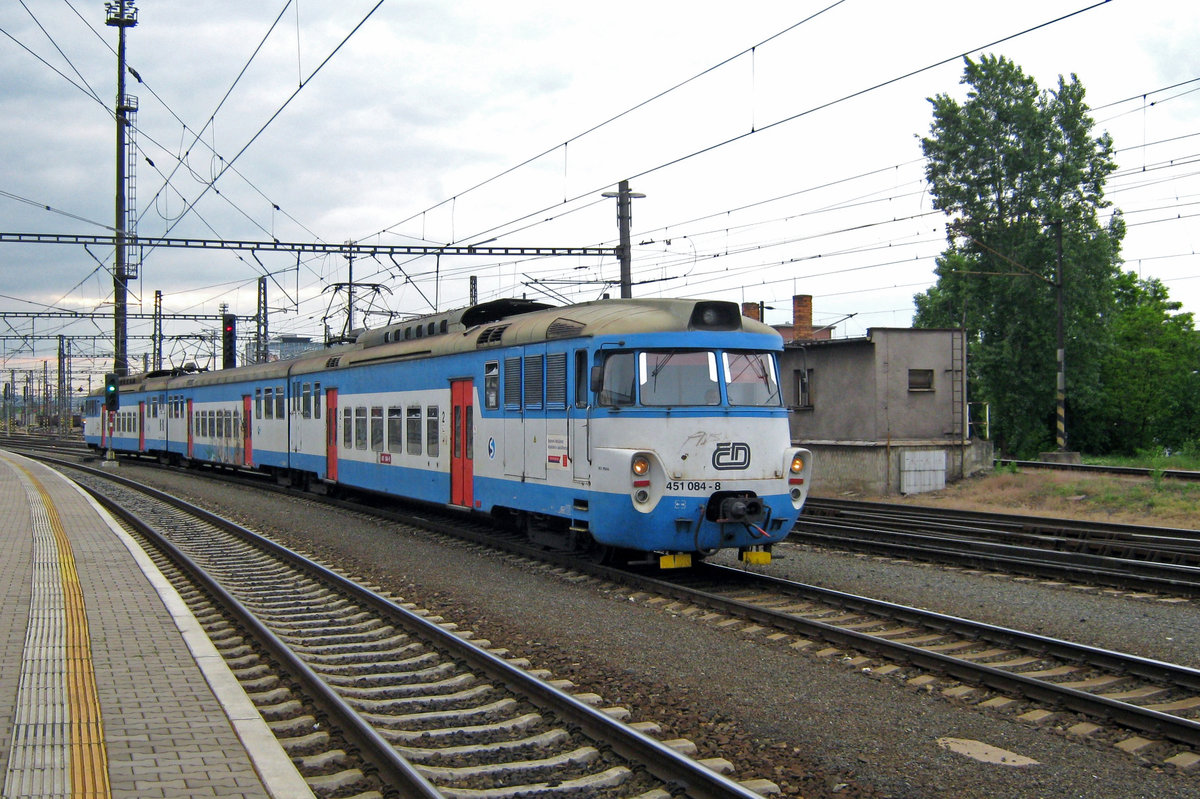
[107,1,138,377]
[152,289,163,370]
[602,180,645,298]
[255,277,269,364]
[1054,221,1067,452]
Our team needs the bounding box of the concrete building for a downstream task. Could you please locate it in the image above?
[745,296,992,495]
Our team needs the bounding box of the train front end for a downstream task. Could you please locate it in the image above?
[584,306,812,567]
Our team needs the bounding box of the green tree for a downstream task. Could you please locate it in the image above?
[1091,275,1200,454]
[915,55,1124,457]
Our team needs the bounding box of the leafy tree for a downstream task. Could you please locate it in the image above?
[1091,275,1200,454]
[915,55,1124,457]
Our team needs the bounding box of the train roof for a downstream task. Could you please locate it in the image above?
[95,297,779,396]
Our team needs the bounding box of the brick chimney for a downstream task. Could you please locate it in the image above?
[741,302,761,322]
[792,295,813,340]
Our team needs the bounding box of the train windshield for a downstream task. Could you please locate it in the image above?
[597,349,781,407]
[723,351,782,406]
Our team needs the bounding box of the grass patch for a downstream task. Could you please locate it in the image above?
[1083,444,1200,472]
[883,469,1200,529]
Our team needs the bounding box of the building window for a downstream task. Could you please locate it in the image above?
[795,368,813,409]
[908,369,935,392]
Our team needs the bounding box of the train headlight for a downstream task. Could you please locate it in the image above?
[790,455,805,474]
[631,454,650,477]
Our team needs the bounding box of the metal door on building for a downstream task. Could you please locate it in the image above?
[450,379,474,508]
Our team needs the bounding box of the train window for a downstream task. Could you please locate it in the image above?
[293,381,301,411]
[234,410,241,438]
[503,358,521,409]
[302,383,312,418]
[465,404,473,460]
[597,352,635,406]
[255,388,263,419]
[225,410,233,438]
[343,408,353,448]
[275,385,285,420]
[484,361,499,410]
[724,352,782,406]
[264,387,273,419]
[426,406,439,457]
[387,407,403,453]
[453,406,462,458]
[407,406,422,454]
[314,383,322,419]
[524,354,544,409]
[639,351,718,406]
[370,407,384,452]
[546,352,567,409]
[574,350,589,408]
[355,407,368,450]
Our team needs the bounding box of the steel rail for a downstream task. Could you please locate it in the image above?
[645,563,1200,748]
[52,457,770,799]
[790,521,1200,595]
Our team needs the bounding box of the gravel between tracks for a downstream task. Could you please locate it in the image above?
[112,463,1200,799]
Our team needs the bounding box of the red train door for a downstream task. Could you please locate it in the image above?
[242,395,253,466]
[450,379,474,508]
[186,399,194,459]
[325,387,338,481]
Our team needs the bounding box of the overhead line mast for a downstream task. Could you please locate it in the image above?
[106,0,138,377]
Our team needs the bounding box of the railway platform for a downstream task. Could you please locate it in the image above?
[0,450,313,798]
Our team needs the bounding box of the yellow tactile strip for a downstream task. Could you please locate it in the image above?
[2,459,110,799]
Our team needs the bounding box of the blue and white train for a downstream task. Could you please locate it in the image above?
[84,297,813,568]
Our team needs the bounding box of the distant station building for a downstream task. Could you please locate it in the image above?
[747,295,993,495]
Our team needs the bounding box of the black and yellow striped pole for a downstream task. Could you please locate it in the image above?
[1054,221,1067,451]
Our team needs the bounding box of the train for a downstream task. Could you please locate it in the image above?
[83,296,813,568]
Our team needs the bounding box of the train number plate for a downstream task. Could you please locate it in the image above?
[665,480,721,492]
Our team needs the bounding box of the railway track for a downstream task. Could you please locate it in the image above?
[996,458,1200,482]
[58,459,780,799]
[29,449,1200,768]
[795,497,1200,595]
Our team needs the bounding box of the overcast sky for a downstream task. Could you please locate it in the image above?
[2,0,1197,380]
